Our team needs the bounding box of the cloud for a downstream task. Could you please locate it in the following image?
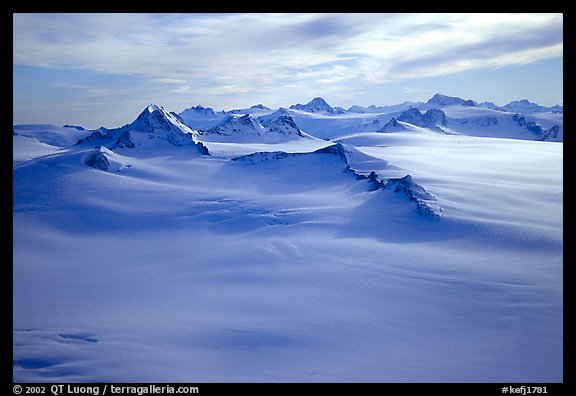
[156,78,188,84]
[51,82,110,97]
[403,87,430,94]
[13,13,563,105]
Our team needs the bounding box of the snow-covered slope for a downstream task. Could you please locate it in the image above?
[12,134,63,163]
[503,99,561,114]
[13,96,563,383]
[439,105,563,141]
[13,124,94,147]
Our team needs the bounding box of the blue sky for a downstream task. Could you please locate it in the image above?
[13,13,563,129]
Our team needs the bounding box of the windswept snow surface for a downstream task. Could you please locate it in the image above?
[13,110,562,382]
[13,124,93,147]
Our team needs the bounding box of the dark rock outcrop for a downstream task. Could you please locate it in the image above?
[83,147,110,171]
[379,108,447,132]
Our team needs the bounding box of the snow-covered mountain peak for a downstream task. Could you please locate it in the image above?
[379,108,447,133]
[256,108,290,126]
[509,99,533,106]
[198,112,317,143]
[267,115,303,136]
[198,114,266,142]
[427,93,476,107]
[313,142,378,167]
[145,104,162,113]
[181,105,217,116]
[129,104,197,137]
[237,114,260,128]
[502,99,553,114]
[250,104,271,110]
[290,97,336,113]
[308,97,333,111]
[478,101,503,110]
[314,142,349,161]
[76,104,209,154]
[214,114,261,131]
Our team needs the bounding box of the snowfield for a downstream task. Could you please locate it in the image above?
[13,97,563,382]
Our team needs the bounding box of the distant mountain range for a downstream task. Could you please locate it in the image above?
[197,113,316,143]
[173,93,562,142]
[13,93,564,145]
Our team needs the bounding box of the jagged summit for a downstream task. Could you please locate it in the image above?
[379,108,447,133]
[76,104,210,154]
[267,115,305,137]
[314,142,350,161]
[250,104,271,110]
[256,108,290,126]
[200,114,264,139]
[178,104,226,131]
[181,105,216,116]
[290,97,338,113]
[198,113,314,143]
[384,175,440,218]
[427,93,476,107]
[145,104,162,113]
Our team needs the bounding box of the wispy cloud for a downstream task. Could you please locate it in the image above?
[51,82,110,97]
[403,87,430,94]
[156,78,188,84]
[13,13,562,88]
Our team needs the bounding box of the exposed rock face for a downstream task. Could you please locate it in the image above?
[384,175,440,219]
[378,108,448,132]
[480,117,498,127]
[422,109,448,127]
[356,171,386,191]
[231,151,292,164]
[513,114,562,141]
[83,147,110,171]
[385,175,434,201]
[536,125,561,142]
[181,105,217,116]
[114,130,135,149]
[201,114,262,138]
[378,117,406,133]
[267,115,304,137]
